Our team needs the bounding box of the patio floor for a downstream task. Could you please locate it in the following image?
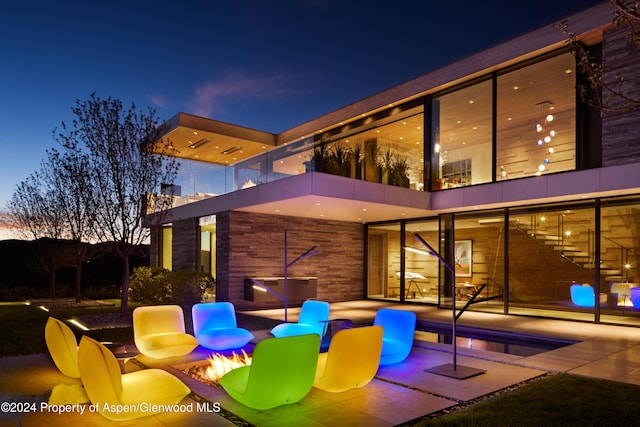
[2,300,640,426]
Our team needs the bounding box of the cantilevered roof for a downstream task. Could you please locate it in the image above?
[161,112,277,165]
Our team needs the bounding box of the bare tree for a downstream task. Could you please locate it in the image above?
[561,0,640,114]
[44,147,97,302]
[8,171,67,299]
[54,93,179,315]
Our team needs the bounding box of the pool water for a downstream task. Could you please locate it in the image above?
[416,325,576,357]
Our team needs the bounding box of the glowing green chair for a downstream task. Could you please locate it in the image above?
[314,325,383,393]
[133,305,199,358]
[78,336,191,421]
[219,334,320,410]
[192,302,254,350]
[44,317,80,378]
[270,300,330,338]
[374,308,416,365]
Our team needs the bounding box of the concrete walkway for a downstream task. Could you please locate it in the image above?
[2,300,640,426]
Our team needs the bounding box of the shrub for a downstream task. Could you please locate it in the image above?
[129,267,172,305]
[129,266,213,309]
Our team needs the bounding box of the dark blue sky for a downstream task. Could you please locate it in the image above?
[0,0,604,210]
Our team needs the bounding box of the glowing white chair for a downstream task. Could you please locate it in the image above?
[374,308,416,365]
[133,305,199,358]
[192,302,254,350]
[270,300,330,338]
[78,336,190,421]
[44,317,80,378]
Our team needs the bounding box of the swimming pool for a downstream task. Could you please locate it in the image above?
[416,322,577,357]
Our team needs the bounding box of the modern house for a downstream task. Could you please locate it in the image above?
[148,1,640,327]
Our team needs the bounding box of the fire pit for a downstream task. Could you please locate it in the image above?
[180,351,252,388]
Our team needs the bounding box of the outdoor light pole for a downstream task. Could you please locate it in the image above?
[414,233,485,380]
[284,229,319,322]
[252,230,319,322]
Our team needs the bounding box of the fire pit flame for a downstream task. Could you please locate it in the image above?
[205,350,252,382]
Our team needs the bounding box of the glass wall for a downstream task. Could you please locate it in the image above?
[367,223,401,299]
[199,215,216,277]
[161,225,172,270]
[508,202,595,314]
[452,211,506,313]
[496,52,576,179]
[431,79,493,189]
[600,198,640,316]
[314,104,425,190]
[366,197,640,325]
[404,220,440,303]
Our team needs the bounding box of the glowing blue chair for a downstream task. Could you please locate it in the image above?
[192,302,254,351]
[570,284,595,307]
[270,300,330,338]
[373,308,416,365]
[630,287,640,308]
[219,334,320,409]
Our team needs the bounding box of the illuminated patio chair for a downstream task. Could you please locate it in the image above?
[313,325,383,393]
[44,317,80,378]
[373,308,416,365]
[570,284,595,307]
[219,334,320,410]
[133,305,199,358]
[631,287,640,308]
[270,300,330,338]
[192,302,254,350]
[78,336,190,421]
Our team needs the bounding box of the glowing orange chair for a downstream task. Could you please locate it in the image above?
[44,317,80,378]
[313,326,383,393]
[78,336,191,421]
[133,305,199,358]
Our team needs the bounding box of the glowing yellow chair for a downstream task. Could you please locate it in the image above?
[44,317,80,378]
[78,336,191,421]
[313,325,383,393]
[219,334,321,410]
[133,305,199,358]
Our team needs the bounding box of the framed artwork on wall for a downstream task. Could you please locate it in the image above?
[455,240,472,277]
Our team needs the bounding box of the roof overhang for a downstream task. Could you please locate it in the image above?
[159,112,277,165]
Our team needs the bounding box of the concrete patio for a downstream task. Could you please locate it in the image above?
[2,300,640,426]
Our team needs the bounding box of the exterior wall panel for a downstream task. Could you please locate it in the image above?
[219,210,364,310]
[602,26,640,166]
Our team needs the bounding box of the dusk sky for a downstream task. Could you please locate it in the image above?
[0,0,604,227]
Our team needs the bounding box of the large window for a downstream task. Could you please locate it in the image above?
[600,198,640,314]
[431,79,493,189]
[508,203,595,315]
[497,52,576,179]
[367,223,401,299]
[315,104,425,190]
[404,220,440,303]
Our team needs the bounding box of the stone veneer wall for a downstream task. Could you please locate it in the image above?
[601,26,640,166]
[216,210,365,310]
[171,217,200,271]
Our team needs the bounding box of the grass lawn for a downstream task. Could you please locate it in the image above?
[0,300,137,357]
[409,373,640,426]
